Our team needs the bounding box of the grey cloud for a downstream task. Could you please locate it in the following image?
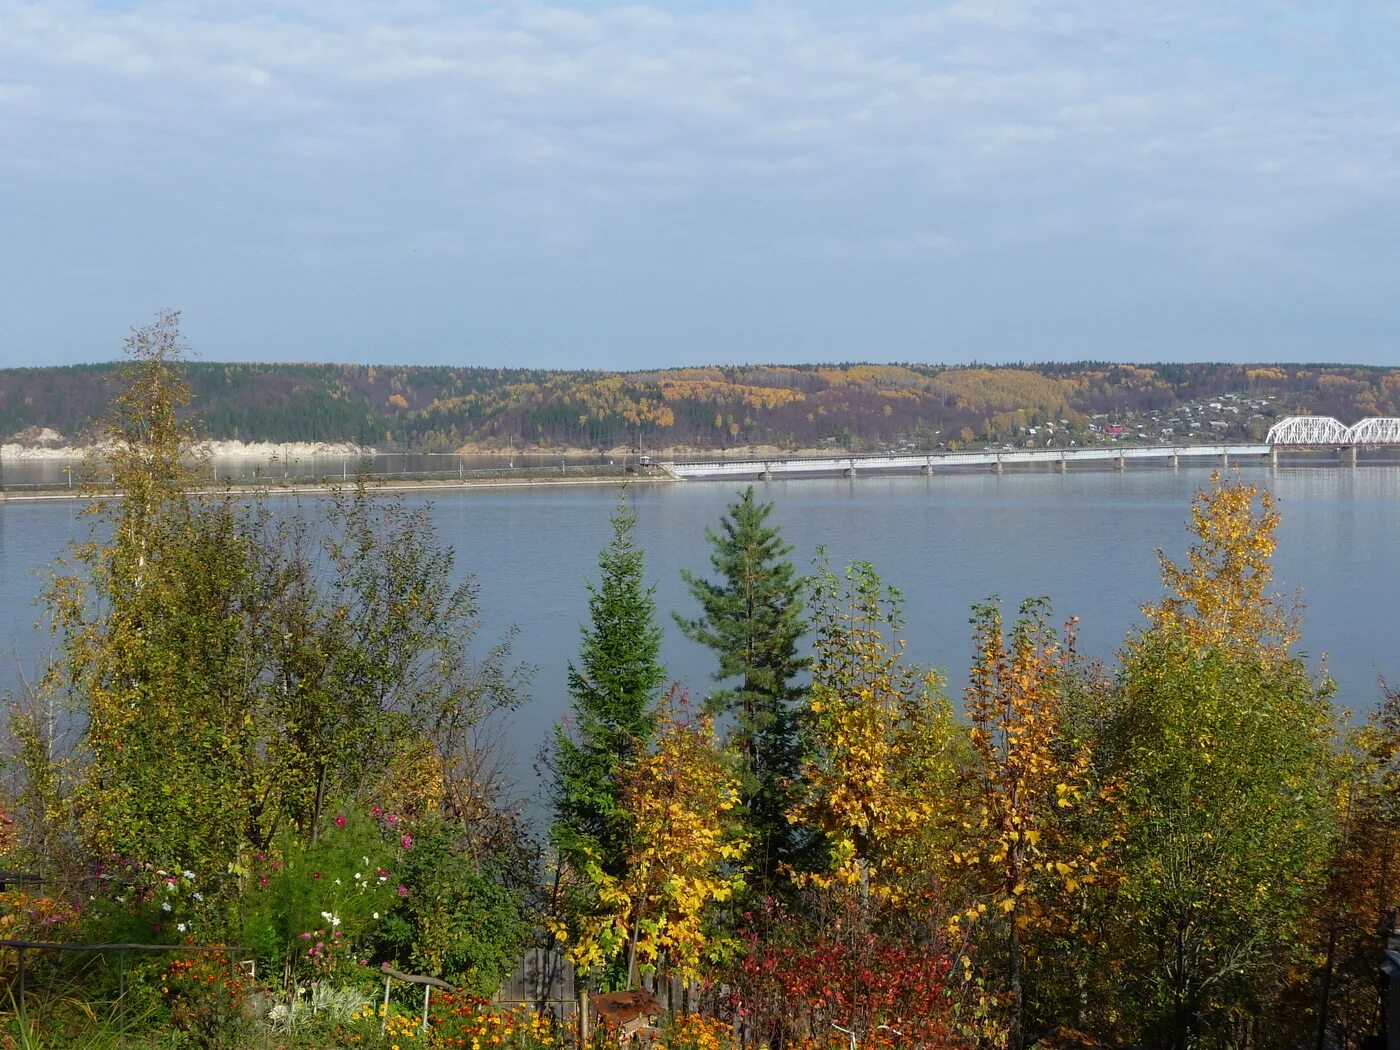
[1,0,1397,366]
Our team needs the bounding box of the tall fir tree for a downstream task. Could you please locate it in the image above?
[551,500,667,884]
[676,486,810,885]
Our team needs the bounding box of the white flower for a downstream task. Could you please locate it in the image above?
[334,878,342,886]
[372,912,380,920]
[182,870,195,880]
[161,902,172,912]
[177,922,187,933]
[321,911,333,922]
[354,873,361,880]
[331,915,341,927]
[192,892,203,901]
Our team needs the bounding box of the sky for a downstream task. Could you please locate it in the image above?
[1,1,1398,370]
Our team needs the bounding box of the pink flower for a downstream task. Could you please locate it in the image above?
[371,804,383,817]
[334,814,347,828]
[396,885,408,898]
[385,814,398,827]
[400,834,413,850]
[300,932,312,940]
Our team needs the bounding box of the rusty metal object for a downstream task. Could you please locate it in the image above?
[589,989,663,1043]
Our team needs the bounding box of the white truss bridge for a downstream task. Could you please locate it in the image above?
[1265,416,1400,446]
[665,416,1400,481]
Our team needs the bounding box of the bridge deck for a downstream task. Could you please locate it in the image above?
[666,444,1272,479]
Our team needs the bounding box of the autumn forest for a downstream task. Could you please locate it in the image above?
[3,360,1399,452]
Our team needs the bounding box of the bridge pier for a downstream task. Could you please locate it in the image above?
[1169,453,1179,469]
[992,457,1003,474]
[1220,452,1229,468]
[843,463,856,478]
[920,463,932,476]
[1267,447,1278,468]
[1114,454,1125,471]
[1343,445,1358,467]
[760,467,773,481]
[1055,456,1067,473]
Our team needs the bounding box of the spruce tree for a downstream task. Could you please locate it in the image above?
[551,500,667,883]
[676,486,809,884]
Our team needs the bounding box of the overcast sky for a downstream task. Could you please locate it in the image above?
[1,1,1397,369]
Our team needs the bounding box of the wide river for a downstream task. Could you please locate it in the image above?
[1,464,1396,803]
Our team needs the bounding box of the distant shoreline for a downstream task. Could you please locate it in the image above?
[0,440,861,462]
[0,438,375,462]
[0,469,676,503]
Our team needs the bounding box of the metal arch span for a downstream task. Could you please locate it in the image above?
[1266,417,1351,445]
[1266,416,1400,445]
[1347,417,1400,445]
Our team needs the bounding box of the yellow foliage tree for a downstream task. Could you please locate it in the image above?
[1142,471,1297,661]
[1101,476,1336,1048]
[955,599,1108,1050]
[792,557,959,904]
[550,690,747,986]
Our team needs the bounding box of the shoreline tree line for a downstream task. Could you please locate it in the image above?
[2,355,1398,453]
[3,314,1399,1050]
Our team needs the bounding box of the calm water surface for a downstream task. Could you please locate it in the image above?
[2,465,1396,798]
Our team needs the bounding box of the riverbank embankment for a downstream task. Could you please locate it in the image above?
[0,465,677,502]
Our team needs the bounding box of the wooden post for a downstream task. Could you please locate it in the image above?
[579,986,590,1045]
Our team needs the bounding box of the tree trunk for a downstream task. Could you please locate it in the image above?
[1009,916,1024,1050]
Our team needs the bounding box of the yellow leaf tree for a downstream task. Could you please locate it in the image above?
[957,599,1106,1050]
[551,689,748,987]
[792,557,960,905]
[1099,474,1337,1048]
[1142,470,1297,661]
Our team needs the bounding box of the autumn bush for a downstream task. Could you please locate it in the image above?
[727,895,957,1050]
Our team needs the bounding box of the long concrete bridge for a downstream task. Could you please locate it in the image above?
[664,415,1400,481]
[665,444,1272,480]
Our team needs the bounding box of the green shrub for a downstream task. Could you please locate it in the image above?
[370,818,533,995]
[231,803,405,989]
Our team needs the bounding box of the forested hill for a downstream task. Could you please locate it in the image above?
[4,361,1398,453]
